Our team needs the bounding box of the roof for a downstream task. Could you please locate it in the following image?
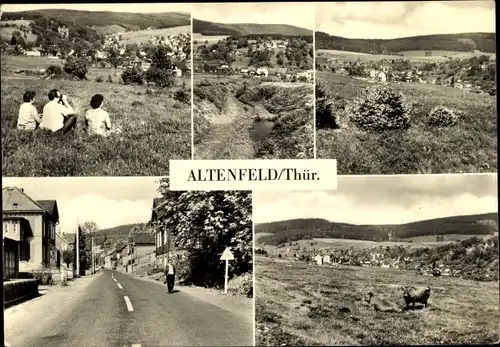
[3,187,58,221]
[151,198,167,221]
[37,200,59,221]
[129,232,155,245]
[62,232,76,244]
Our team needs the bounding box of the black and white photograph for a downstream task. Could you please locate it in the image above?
[192,3,314,160]
[0,4,192,177]
[254,174,499,346]
[3,177,254,347]
[315,1,496,175]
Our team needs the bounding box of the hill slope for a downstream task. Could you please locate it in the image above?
[2,9,191,32]
[256,213,498,245]
[193,19,312,37]
[92,223,147,247]
[315,32,496,54]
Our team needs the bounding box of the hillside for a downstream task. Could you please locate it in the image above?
[193,19,312,37]
[255,213,498,245]
[315,32,496,54]
[93,223,147,247]
[2,9,190,32]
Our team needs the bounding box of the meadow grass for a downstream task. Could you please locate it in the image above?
[119,25,191,45]
[1,74,191,176]
[316,71,497,174]
[255,256,499,346]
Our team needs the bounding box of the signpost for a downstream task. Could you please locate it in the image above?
[220,247,234,294]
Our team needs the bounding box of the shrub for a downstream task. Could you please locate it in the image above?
[63,57,89,80]
[428,106,458,127]
[121,67,144,85]
[316,80,343,130]
[145,66,175,88]
[107,74,113,83]
[95,76,104,83]
[46,64,62,76]
[348,84,412,132]
[227,272,253,297]
[174,89,190,104]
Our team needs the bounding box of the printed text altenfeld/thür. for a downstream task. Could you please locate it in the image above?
[187,168,320,182]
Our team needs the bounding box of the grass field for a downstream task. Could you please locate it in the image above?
[316,71,497,174]
[193,75,313,160]
[1,56,191,176]
[255,256,499,346]
[316,49,496,63]
[119,25,191,44]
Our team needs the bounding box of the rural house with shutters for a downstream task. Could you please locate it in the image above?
[2,186,60,279]
[151,198,169,268]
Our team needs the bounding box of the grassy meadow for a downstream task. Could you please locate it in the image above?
[255,256,499,346]
[193,75,313,160]
[119,25,191,45]
[316,71,497,174]
[1,55,191,176]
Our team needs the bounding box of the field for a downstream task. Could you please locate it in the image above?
[1,55,191,176]
[193,75,313,160]
[317,49,496,63]
[255,256,499,346]
[316,71,497,174]
[119,25,191,44]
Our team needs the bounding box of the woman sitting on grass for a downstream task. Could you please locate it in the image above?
[85,94,112,137]
[17,90,42,131]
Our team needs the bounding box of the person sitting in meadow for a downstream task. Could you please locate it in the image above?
[40,89,77,134]
[85,94,112,137]
[17,90,42,131]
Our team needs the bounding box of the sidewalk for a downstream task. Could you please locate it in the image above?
[127,272,253,321]
[4,272,101,346]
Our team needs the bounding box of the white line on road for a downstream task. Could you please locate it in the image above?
[124,296,134,312]
[117,283,123,290]
[113,278,117,282]
[131,344,141,347]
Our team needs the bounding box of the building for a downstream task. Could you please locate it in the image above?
[128,231,155,273]
[3,187,60,279]
[151,198,170,268]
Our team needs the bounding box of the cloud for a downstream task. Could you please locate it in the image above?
[253,175,498,225]
[316,1,495,39]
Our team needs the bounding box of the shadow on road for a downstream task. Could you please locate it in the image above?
[168,289,180,294]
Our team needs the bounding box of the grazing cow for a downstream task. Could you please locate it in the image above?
[363,292,403,313]
[401,286,431,309]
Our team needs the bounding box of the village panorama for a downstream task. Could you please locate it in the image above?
[2,176,254,347]
[1,4,192,177]
[192,3,314,161]
[253,174,499,346]
[315,1,496,175]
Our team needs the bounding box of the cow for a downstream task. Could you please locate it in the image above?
[363,292,403,313]
[401,286,431,309]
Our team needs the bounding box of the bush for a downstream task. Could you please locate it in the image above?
[348,84,412,132]
[121,67,144,85]
[428,106,458,127]
[316,80,343,130]
[64,57,89,80]
[227,272,253,297]
[145,66,175,88]
[46,64,62,76]
[95,76,104,83]
[174,89,190,104]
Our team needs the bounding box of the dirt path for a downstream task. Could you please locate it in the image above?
[195,97,256,159]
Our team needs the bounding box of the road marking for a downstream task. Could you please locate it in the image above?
[124,296,134,312]
[117,283,123,290]
[131,344,141,347]
[113,278,117,282]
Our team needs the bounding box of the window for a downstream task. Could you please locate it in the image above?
[4,248,16,279]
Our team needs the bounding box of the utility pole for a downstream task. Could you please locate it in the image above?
[166,228,170,266]
[91,235,95,274]
[76,223,80,277]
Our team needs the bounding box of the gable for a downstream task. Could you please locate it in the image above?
[2,187,45,213]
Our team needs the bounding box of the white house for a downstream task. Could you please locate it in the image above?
[256,67,269,77]
[24,49,41,57]
[313,254,323,265]
[323,255,331,264]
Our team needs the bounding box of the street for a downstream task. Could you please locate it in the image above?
[4,270,254,347]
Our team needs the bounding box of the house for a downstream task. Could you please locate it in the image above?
[116,244,128,271]
[256,67,268,77]
[151,198,168,268]
[24,49,41,57]
[323,255,331,264]
[57,26,69,38]
[313,254,323,265]
[128,231,155,272]
[2,187,59,279]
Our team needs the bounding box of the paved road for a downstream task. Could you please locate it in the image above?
[5,270,253,347]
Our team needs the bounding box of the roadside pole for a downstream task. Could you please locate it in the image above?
[76,224,80,278]
[220,247,235,294]
[91,235,95,274]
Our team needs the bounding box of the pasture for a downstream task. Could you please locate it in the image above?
[1,56,191,176]
[119,25,191,44]
[316,71,497,174]
[316,49,496,63]
[255,256,499,346]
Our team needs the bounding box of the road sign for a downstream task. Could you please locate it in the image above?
[220,247,234,294]
[220,247,235,261]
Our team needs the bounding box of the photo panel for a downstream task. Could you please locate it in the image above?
[314,1,496,175]
[192,2,315,160]
[2,176,254,346]
[0,3,192,177]
[253,174,499,346]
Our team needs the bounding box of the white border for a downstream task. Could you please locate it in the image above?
[190,3,195,161]
[313,2,317,160]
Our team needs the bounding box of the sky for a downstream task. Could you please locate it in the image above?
[316,1,496,39]
[253,174,498,225]
[2,177,164,234]
[194,3,314,30]
[0,3,191,14]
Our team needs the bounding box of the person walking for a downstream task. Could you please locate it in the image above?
[165,263,175,294]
